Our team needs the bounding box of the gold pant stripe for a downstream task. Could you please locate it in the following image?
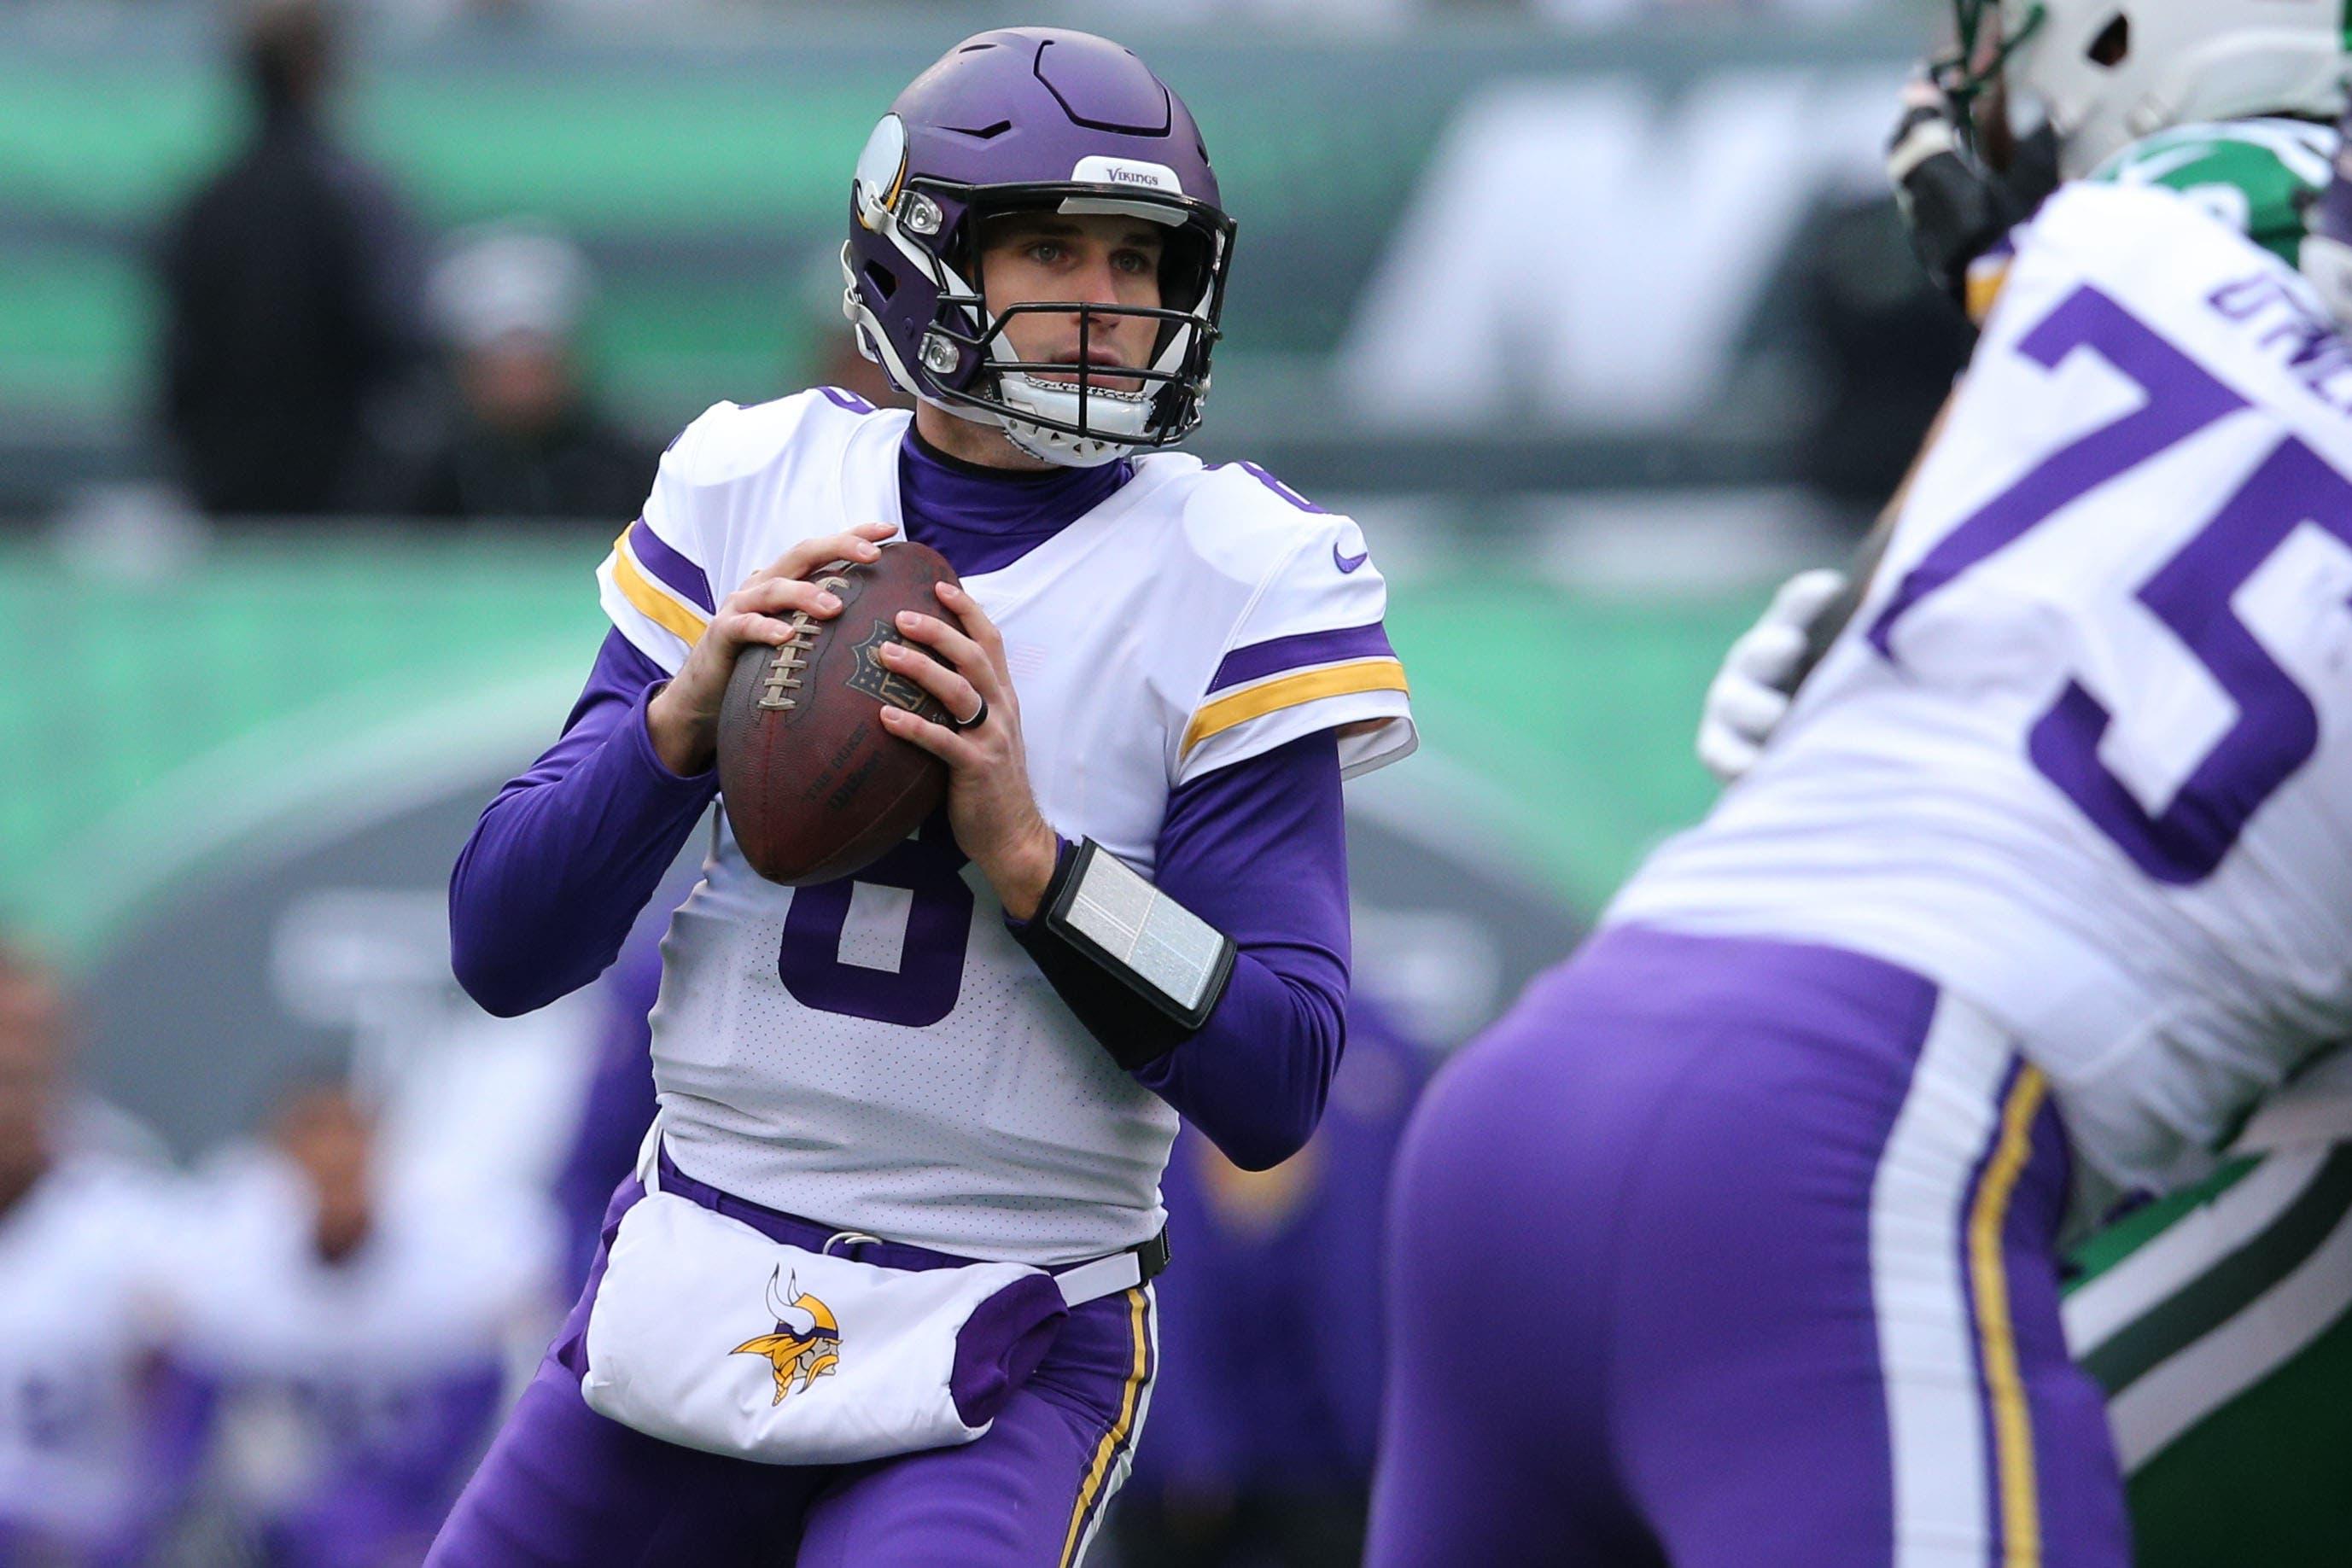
[1059,1287,1149,1568]
[1968,1064,2050,1566]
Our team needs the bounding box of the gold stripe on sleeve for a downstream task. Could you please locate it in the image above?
[609,528,709,646]
[1181,659,1409,756]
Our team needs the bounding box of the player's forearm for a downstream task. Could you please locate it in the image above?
[1132,730,1354,1169]
[1133,947,1345,1171]
[450,635,716,1017]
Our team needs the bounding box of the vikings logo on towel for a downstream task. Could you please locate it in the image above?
[732,1267,843,1407]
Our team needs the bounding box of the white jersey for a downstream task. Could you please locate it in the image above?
[0,1156,180,1548]
[164,1152,552,1516]
[598,394,1415,1262]
[168,1151,553,1381]
[1615,182,2352,1197]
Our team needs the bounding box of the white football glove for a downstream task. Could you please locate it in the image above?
[1695,568,1852,786]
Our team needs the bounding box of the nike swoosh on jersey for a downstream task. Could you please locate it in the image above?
[1333,543,1369,574]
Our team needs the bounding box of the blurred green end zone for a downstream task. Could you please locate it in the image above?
[0,533,1754,957]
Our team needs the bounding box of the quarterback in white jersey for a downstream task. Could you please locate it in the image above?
[1371,160,2352,1568]
[437,29,1410,1567]
[602,390,1405,1262]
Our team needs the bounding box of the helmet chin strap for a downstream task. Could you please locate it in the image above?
[989,384,1138,469]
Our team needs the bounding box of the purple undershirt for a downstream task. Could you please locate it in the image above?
[449,426,1351,1177]
[896,425,1133,574]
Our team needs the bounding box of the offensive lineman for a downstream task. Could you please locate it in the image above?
[1369,16,2352,1568]
[1698,3,2352,1561]
[433,29,1413,1567]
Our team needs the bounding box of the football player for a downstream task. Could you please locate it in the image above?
[434,28,1413,1567]
[165,1079,550,1566]
[1369,31,2352,1568]
[1696,4,2352,1562]
[1877,0,2343,322]
[0,943,199,1563]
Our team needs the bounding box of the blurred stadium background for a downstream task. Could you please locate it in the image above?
[0,2,1968,1562]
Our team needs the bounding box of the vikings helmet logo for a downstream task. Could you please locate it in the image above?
[731,1267,842,1407]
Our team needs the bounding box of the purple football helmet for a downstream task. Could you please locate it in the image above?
[842,29,1236,467]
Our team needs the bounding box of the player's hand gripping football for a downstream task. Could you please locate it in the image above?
[1695,568,1851,786]
[875,583,1060,922]
[646,522,900,777]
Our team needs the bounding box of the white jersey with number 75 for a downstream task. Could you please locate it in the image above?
[1616,180,2352,1200]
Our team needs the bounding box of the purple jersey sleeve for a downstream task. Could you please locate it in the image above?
[1130,731,1351,1171]
[448,630,717,1017]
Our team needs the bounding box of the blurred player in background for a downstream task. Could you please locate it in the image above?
[435,27,1413,1565]
[0,941,201,1564]
[1370,4,2352,1562]
[1112,1002,1426,1568]
[397,219,657,523]
[157,0,431,519]
[1695,3,2352,1562]
[165,1077,550,1567]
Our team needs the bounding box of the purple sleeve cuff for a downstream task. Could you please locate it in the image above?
[448,630,718,1017]
[1129,731,1351,1170]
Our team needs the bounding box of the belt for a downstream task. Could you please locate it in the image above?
[653,1146,1168,1309]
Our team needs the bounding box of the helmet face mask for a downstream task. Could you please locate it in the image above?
[1938,0,2048,169]
[839,31,1239,468]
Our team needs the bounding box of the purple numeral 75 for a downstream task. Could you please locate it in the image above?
[1867,283,2352,884]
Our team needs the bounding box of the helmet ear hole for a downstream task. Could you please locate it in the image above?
[862,262,899,302]
[2086,13,2129,68]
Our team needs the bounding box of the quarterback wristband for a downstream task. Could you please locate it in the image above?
[1011,837,1238,1071]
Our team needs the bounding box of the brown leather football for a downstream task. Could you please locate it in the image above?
[717,539,965,885]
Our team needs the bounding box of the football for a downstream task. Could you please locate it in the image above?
[716,539,966,885]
